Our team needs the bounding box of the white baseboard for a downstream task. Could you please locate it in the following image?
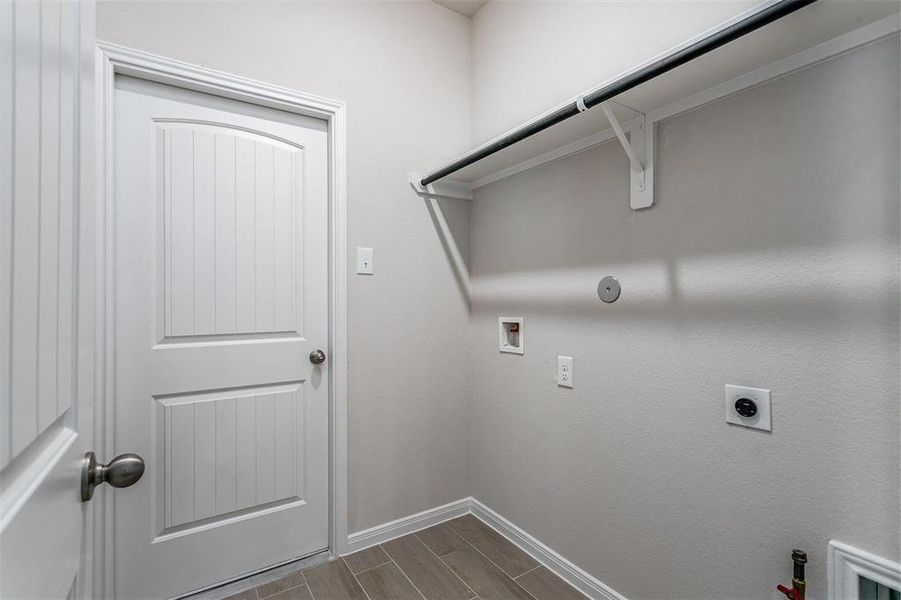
[469,499,627,600]
[345,497,472,553]
[345,497,626,600]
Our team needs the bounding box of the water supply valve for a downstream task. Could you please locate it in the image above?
[777,549,807,600]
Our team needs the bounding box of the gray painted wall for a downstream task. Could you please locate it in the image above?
[471,0,759,143]
[469,37,900,600]
[469,0,900,145]
[96,0,474,534]
[98,4,900,598]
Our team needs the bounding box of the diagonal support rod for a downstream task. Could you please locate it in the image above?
[600,101,644,174]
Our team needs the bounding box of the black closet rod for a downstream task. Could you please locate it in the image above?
[420,0,817,187]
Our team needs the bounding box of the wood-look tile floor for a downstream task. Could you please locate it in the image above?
[226,515,586,600]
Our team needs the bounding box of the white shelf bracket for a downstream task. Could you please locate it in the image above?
[600,102,655,210]
[409,172,473,201]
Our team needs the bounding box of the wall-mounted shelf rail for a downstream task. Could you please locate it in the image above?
[410,0,900,210]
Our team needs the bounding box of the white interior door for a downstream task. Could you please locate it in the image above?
[112,75,330,599]
[0,1,96,599]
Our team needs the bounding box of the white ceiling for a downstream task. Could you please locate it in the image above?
[431,0,488,18]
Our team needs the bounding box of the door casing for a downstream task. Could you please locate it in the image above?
[94,42,349,598]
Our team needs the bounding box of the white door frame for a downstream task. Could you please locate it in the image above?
[94,42,348,597]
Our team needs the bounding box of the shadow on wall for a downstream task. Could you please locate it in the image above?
[461,37,899,600]
[468,240,898,327]
[466,38,899,329]
[425,195,473,307]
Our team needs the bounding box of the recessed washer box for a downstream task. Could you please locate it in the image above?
[725,384,772,432]
[498,317,524,354]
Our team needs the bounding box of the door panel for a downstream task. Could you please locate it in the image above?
[0,1,94,598]
[154,382,306,533]
[154,123,306,341]
[0,424,84,599]
[113,76,329,599]
[2,0,81,466]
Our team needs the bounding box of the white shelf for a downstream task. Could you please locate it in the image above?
[418,2,899,191]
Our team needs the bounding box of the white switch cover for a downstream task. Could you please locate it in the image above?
[725,384,771,431]
[356,247,373,274]
[557,356,574,388]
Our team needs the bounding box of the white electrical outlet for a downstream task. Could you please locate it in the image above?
[725,384,771,432]
[356,247,373,274]
[557,356,573,388]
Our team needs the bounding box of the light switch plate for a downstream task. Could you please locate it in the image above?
[557,356,573,388]
[725,384,771,431]
[356,247,373,274]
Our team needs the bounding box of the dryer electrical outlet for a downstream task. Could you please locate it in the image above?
[725,384,771,432]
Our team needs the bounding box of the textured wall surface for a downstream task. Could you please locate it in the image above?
[471,0,750,142]
[469,38,900,600]
[470,1,900,145]
[98,4,901,599]
[97,0,473,534]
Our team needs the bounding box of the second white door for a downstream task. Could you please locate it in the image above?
[113,75,330,599]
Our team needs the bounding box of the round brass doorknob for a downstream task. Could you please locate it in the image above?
[310,349,326,365]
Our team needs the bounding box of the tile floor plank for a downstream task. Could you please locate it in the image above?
[439,547,535,600]
[514,567,586,600]
[382,534,475,600]
[355,562,423,600]
[446,516,538,578]
[415,523,470,557]
[257,571,307,598]
[304,560,367,600]
[266,585,314,600]
[211,516,580,600]
[343,545,392,575]
[224,590,258,600]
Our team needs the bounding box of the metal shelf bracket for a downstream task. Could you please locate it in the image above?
[600,102,655,210]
